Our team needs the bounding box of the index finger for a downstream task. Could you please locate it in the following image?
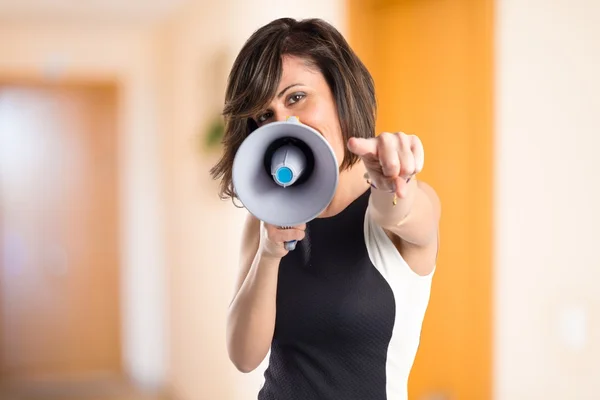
[347,137,378,157]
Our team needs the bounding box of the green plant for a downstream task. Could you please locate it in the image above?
[204,114,225,150]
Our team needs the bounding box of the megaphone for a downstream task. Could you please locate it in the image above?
[232,116,339,250]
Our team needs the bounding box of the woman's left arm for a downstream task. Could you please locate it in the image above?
[348,132,441,249]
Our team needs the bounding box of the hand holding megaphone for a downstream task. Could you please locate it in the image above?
[259,222,307,259]
[232,116,339,253]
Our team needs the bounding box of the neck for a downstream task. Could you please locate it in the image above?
[319,160,370,218]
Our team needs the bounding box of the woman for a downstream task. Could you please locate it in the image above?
[210,17,441,400]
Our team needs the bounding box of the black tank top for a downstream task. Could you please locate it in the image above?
[257,189,398,400]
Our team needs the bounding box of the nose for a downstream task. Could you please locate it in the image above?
[273,111,288,122]
[270,101,294,123]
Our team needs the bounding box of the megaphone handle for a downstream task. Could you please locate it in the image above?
[284,240,298,251]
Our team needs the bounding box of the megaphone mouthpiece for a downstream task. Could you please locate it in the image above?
[270,143,307,187]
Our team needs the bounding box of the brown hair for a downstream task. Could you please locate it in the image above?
[209,17,376,200]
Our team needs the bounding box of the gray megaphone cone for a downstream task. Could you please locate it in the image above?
[232,116,339,250]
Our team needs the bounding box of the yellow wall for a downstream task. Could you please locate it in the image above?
[348,1,494,398]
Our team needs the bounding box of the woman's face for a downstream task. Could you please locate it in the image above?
[253,55,345,167]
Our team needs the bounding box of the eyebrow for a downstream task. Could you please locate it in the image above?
[277,83,303,98]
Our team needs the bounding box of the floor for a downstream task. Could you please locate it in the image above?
[0,375,172,400]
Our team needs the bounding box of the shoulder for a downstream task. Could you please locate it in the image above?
[365,181,440,277]
[242,211,261,234]
[398,181,440,276]
[363,205,436,282]
[239,212,261,259]
[383,228,438,277]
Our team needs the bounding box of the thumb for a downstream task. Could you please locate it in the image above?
[347,137,378,157]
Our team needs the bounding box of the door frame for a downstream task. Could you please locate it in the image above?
[0,75,124,385]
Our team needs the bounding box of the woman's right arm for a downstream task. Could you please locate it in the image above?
[226,212,305,373]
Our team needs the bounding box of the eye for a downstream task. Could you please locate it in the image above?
[257,111,273,123]
[288,92,306,105]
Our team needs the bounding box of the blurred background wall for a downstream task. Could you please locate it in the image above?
[0,0,598,400]
[494,1,600,399]
[0,14,170,394]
